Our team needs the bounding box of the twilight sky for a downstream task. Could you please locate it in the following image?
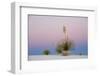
[28,15,88,55]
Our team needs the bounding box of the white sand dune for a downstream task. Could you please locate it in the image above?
[28,55,87,61]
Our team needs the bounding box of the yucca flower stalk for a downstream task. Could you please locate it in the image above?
[63,25,68,42]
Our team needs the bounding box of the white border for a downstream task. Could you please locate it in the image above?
[11,2,96,74]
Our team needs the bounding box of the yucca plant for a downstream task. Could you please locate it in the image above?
[61,25,73,56]
[43,49,50,55]
[56,44,62,54]
[61,40,73,56]
[62,41,73,51]
[56,40,73,54]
